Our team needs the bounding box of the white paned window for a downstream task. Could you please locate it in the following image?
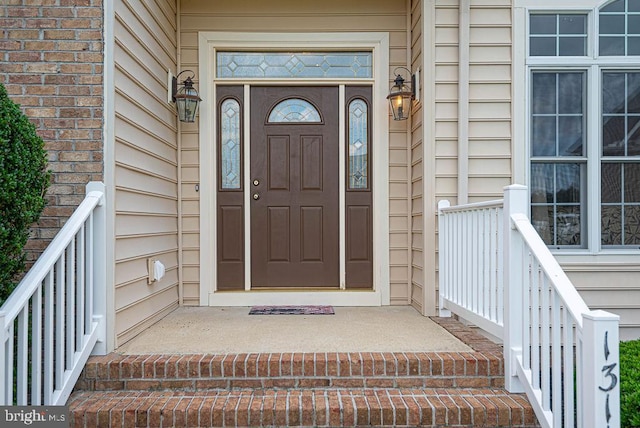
[528,0,640,250]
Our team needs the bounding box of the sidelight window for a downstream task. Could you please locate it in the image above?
[220,98,242,189]
[348,98,369,189]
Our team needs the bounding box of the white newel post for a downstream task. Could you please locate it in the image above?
[438,200,452,317]
[503,184,527,392]
[582,310,620,428]
[87,182,108,355]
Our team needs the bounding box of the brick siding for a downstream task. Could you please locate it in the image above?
[0,0,104,263]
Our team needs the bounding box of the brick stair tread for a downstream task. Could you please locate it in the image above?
[69,387,539,427]
[80,351,504,381]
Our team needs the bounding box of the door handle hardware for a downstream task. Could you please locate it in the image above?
[252,193,260,200]
[253,179,260,186]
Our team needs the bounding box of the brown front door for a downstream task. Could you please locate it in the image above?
[250,86,339,288]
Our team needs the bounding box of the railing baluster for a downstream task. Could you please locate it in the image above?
[32,284,42,405]
[552,291,562,426]
[452,213,458,304]
[531,261,540,388]
[482,210,490,318]
[496,208,504,325]
[55,254,65,391]
[445,212,451,306]
[456,212,461,304]
[576,333,583,428]
[522,254,531,371]
[44,270,54,405]
[541,275,550,410]
[66,239,76,368]
[6,321,14,405]
[563,308,575,428]
[17,305,28,405]
[464,207,475,308]
[86,211,94,332]
[471,210,478,313]
[77,224,86,349]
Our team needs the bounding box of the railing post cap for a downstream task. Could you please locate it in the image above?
[503,184,527,191]
[438,199,451,210]
[583,310,620,322]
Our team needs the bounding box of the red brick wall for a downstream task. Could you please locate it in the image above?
[0,0,104,262]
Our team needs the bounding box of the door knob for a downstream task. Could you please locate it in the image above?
[252,193,260,200]
[253,179,260,186]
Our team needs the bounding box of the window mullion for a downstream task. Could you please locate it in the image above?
[588,64,601,253]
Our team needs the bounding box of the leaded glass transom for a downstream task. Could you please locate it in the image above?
[268,99,321,123]
[348,99,368,189]
[217,52,372,79]
[220,98,241,189]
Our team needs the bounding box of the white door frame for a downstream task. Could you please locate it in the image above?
[198,32,390,306]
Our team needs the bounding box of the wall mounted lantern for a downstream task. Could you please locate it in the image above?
[387,67,416,121]
[172,70,202,123]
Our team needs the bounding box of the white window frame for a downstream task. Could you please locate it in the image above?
[515,0,640,259]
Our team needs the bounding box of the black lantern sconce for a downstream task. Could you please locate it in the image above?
[172,70,202,123]
[387,67,416,121]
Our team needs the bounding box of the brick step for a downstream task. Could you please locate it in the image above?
[76,352,504,392]
[69,387,539,427]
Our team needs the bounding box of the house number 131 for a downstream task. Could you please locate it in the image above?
[598,331,617,427]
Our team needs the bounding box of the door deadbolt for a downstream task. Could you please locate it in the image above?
[252,193,260,200]
[253,179,260,186]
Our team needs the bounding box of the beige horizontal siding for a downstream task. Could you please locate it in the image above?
[179,0,411,305]
[114,0,178,347]
[562,265,640,339]
[431,0,513,314]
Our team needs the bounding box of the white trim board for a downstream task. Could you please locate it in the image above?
[198,32,390,307]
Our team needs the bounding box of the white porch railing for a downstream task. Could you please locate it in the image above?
[438,185,620,428]
[0,182,107,406]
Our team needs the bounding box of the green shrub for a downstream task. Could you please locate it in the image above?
[620,339,640,427]
[0,82,50,305]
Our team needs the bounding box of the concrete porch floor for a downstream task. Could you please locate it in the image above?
[116,306,473,354]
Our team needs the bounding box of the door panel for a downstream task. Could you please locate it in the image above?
[301,136,323,190]
[267,136,290,190]
[301,206,323,261]
[268,207,291,262]
[251,86,339,288]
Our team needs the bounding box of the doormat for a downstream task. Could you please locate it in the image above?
[248,305,335,315]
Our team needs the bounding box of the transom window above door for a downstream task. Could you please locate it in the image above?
[527,0,640,251]
[216,51,373,79]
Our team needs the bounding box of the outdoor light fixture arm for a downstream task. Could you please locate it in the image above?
[392,67,416,98]
[171,70,197,103]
